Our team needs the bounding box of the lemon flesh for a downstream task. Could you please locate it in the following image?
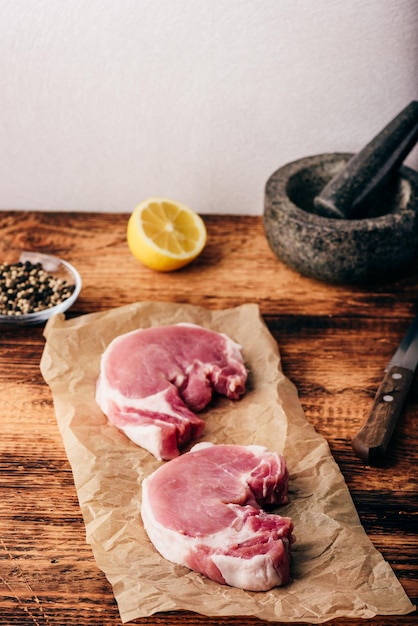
[127,198,207,272]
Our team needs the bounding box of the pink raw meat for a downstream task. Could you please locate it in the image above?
[141,443,294,591]
[96,323,248,459]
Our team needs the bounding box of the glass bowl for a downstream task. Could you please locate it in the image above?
[0,251,82,326]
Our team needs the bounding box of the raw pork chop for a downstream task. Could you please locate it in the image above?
[96,324,247,460]
[141,443,294,591]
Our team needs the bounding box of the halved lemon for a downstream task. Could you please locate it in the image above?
[127,197,207,272]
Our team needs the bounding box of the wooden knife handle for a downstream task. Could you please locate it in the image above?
[351,365,415,464]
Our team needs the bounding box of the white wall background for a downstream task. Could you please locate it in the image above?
[1,0,417,215]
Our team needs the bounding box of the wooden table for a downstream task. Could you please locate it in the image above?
[0,210,417,625]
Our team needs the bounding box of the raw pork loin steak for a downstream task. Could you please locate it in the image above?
[141,443,294,591]
[96,324,247,459]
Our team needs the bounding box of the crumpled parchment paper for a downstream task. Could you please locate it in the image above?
[40,301,415,623]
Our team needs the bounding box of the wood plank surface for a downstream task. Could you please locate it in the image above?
[0,210,417,625]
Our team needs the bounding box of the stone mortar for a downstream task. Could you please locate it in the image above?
[263,152,418,284]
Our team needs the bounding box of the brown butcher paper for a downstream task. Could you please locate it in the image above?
[40,301,415,623]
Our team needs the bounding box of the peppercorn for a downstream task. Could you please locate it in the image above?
[0,261,75,316]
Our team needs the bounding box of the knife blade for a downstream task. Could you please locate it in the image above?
[351,313,418,464]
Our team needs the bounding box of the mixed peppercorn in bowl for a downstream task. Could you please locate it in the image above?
[0,251,82,325]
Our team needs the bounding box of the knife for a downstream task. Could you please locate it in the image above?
[351,313,418,464]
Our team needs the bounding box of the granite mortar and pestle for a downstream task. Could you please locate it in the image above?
[264,100,418,284]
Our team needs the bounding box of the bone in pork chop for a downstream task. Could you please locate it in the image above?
[96,324,247,460]
[141,443,294,591]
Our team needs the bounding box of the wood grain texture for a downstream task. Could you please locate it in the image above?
[0,211,417,625]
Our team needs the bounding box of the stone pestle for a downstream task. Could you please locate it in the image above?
[313,100,418,219]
